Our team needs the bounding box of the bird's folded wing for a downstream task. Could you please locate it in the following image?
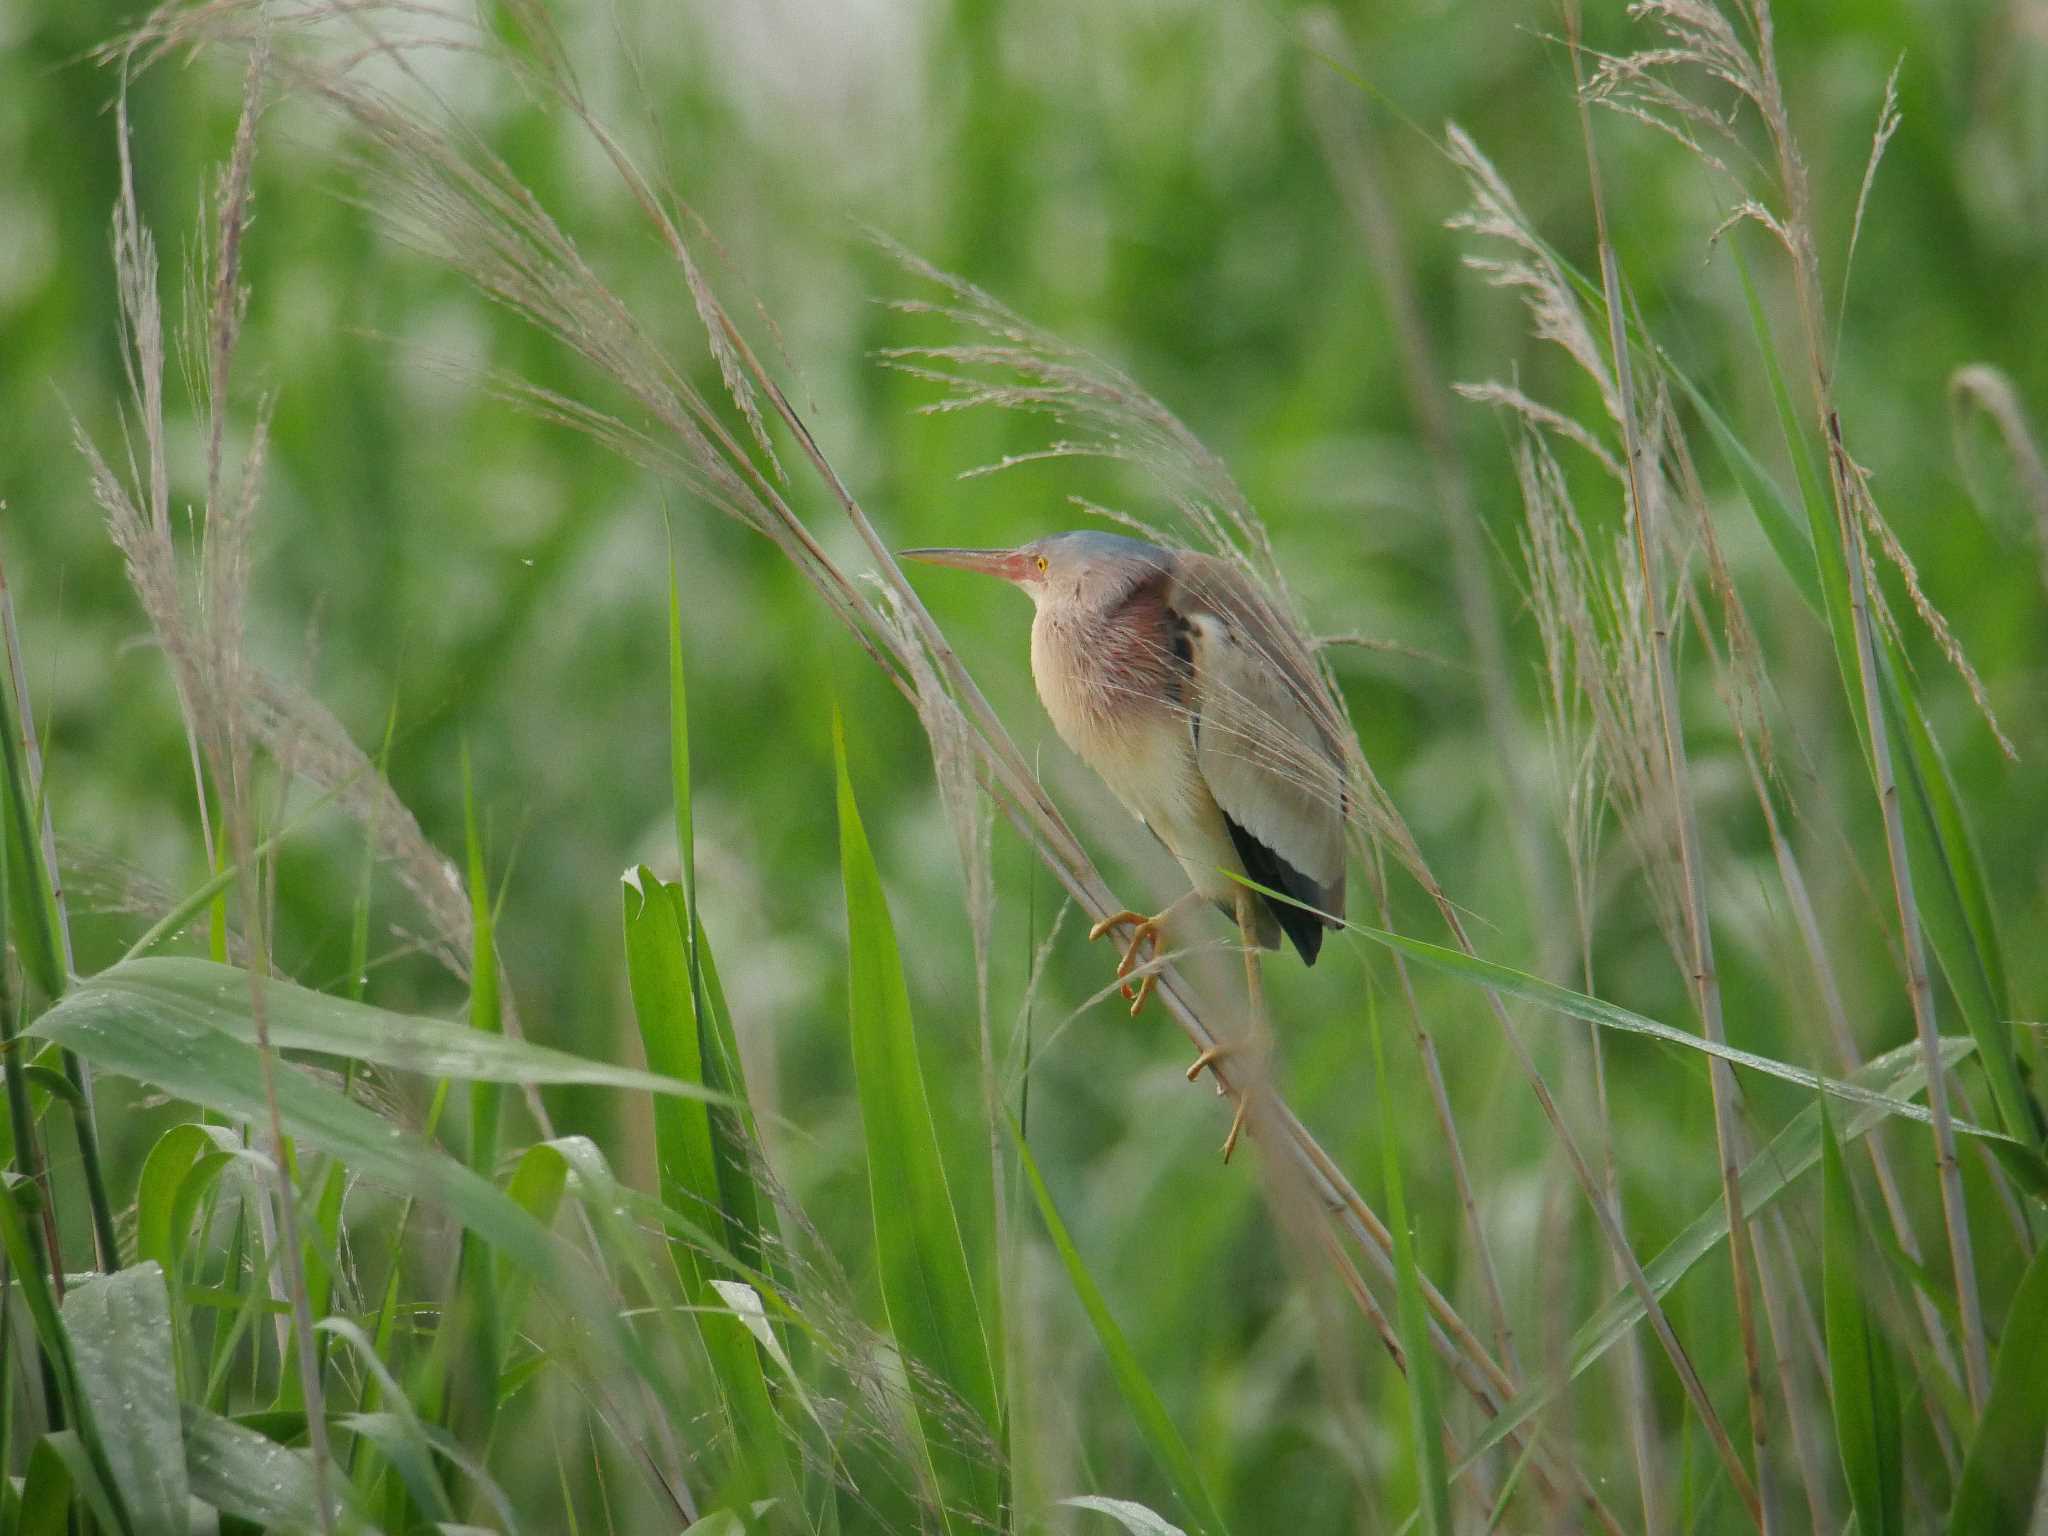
[1170,555,1348,910]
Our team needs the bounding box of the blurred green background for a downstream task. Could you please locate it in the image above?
[5,0,2047,1522]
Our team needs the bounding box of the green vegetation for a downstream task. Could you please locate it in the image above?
[1,0,2045,1529]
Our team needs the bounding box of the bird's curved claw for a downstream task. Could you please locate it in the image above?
[1186,1043,1247,1161]
[1088,909,1166,1015]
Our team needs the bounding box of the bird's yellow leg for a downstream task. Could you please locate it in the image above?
[1087,891,1198,1016]
[1191,886,1268,1163]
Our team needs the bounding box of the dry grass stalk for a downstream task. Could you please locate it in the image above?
[1577,15,1770,1519]
[1590,0,2000,1416]
[80,41,340,1524]
[1516,427,1667,1530]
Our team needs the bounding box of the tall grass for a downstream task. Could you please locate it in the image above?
[0,0,2040,1531]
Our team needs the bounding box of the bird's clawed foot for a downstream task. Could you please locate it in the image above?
[1088,909,1169,1017]
[1187,1042,1251,1163]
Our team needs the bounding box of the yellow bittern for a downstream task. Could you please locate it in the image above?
[903,531,1347,1155]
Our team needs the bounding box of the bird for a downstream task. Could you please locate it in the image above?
[902,530,1347,1155]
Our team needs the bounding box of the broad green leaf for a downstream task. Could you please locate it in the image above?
[1820,1099,1903,1536]
[1948,1237,2048,1532]
[137,1123,254,1397]
[30,967,695,1462]
[1014,1122,1229,1536]
[136,1123,246,1280]
[62,1263,188,1536]
[42,956,739,1106]
[1372,987,1450,1536]
[180,1404,362,1534]
[835,713,1001,1528]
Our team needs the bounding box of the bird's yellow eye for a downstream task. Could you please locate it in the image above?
[1035,555,1049,574]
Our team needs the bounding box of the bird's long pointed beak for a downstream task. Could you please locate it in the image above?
[898,546,1034,583]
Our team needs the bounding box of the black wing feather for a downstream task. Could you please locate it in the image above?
[1220,812,1332,966]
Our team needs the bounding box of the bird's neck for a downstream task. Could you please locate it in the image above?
[1029,601,1120,743]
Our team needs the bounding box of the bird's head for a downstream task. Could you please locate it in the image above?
[900,530,1167,612]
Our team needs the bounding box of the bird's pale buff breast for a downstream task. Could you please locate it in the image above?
[1029,605,1244,902]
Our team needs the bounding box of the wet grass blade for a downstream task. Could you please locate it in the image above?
[183,1402,362,1534]
[1013,1120,1228,1536]
[61,1263,188,1536]
[1370,983,1451,1536]
[1947,1238,2048,1531]
[1820,1098,1903,1536]
[834,711,1002,1528]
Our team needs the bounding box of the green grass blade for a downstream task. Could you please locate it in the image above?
[1733,231,2033,1152]
[669,532,697,913]
[1880,657,2038,1147]
[1013,1120,1229,1536]
[61,1262,189,1536]
[834,711,1002,1527]
[0,649,66,1002]
[48,956,744,1106]
[1333,917,2038,1172]
[1450,1036,1968,1477]
[664,552,781,1280]
[17,1435,79,1536]
[0,1173,82,1427]
[1370,984,1451,1536]
[431,747,505,1457]
[1676,370,1823,616]
[0,655,119,1273]
[1820,1098,1904,1536]
[463,743,503,1172]
[623,870,729,1266]
[1947,1238,2048,1532]
[621,867,800,1515]
[26,1433,122,1535]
